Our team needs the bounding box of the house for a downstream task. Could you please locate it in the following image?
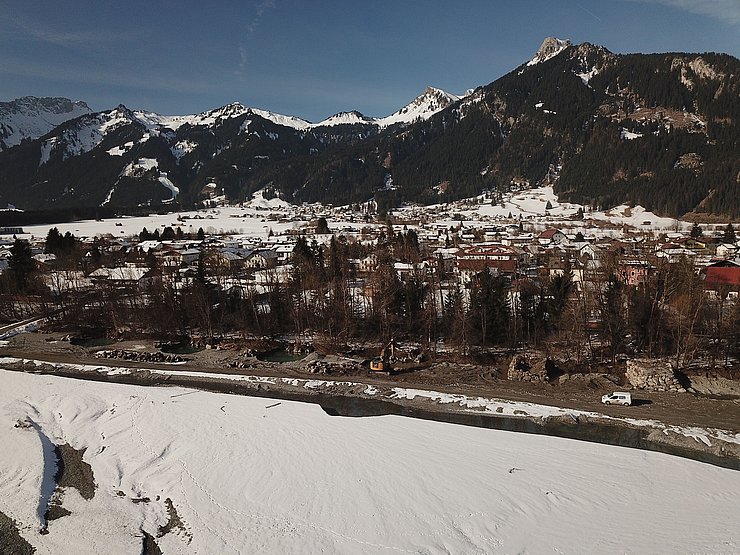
[537,228,566,245]
[578,243,602,261]
[618,260,654,287]
[702,260,740,291]
[393,261,428,282]
[212,249,247,271]
[358,253,378,273]
[655,246,697,263]
[677,237,707,252]
[455,244,524,284]
[274,244,294,264]
[245,249,278,269]
[88,266,152,289]
[0,227,25,235]
[715,243,738,260]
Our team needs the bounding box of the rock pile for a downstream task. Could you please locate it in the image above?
[95,350,188,364]
[626,359,685,392]
[305,358,360,375]
[507,355,548,383]
[228,359,258,369]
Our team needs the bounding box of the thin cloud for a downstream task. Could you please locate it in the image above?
[247,0,276,34]
[577,3,603,22]
[2,11,134,47]
[238,0,276,73]
[626,0,740,26]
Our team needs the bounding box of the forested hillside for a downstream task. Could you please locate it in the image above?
[0,40,737,217]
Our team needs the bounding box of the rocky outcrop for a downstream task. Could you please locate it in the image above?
[626,359,685,392]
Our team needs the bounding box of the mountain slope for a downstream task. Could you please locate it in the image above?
[0,96,91,150]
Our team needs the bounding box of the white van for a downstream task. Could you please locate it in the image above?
[601,392,632,406]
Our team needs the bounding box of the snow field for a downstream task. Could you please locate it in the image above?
[1,370,738,554]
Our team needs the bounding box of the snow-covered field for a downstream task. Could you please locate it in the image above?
[20,205,301,241]
[11,185,696,243]
[1,370,738,554]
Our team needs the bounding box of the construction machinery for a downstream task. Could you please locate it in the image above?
[369,338,396,374]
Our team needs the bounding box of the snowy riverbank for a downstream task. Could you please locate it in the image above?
[1,369,739,554]
[2,356,739,470]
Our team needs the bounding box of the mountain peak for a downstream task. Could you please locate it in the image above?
[377,86,460,128]
[317,111,372,126]
[527,37,572,66]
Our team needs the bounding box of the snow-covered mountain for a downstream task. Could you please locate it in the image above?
[316,110,375,127]
[127,86,462,133]
[0,96,91,150]
[133,102,312,132]
[4,84,460,154]
[377,87,462,128]
[38,105,138,164]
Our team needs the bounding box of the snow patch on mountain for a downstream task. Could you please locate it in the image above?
[38,138,57,166]
[620,128,644,140]
[122,157,158,177]
[575,67,599,85]
[250,108,311,130]
[171,139,198,161]
[158,173,179,203]
[107,141,134,156]
[246,188,292,210]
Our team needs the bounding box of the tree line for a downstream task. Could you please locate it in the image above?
[2,228,738,367]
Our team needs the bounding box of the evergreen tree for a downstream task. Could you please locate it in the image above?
[468,271,510,345]
[9,238,35,291]
[723,223,736,244]
[316,217,330,234]
[547,267,573,332]
[690,223,702,238]
[44,227,78,257]
[44,227,62,254]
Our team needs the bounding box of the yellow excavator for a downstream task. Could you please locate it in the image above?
[369,338,396,374]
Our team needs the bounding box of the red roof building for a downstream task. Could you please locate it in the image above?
[702,260,740,290]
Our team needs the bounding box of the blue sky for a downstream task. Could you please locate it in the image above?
[1,0,738,121]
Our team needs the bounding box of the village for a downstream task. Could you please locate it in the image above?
[0,186,737,391]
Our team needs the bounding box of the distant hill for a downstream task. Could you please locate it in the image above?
[0,39,737,218]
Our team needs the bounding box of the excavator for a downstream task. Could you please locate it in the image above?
[369,338,396,374]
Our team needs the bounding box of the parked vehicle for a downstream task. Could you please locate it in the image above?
[601,392,632,406]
